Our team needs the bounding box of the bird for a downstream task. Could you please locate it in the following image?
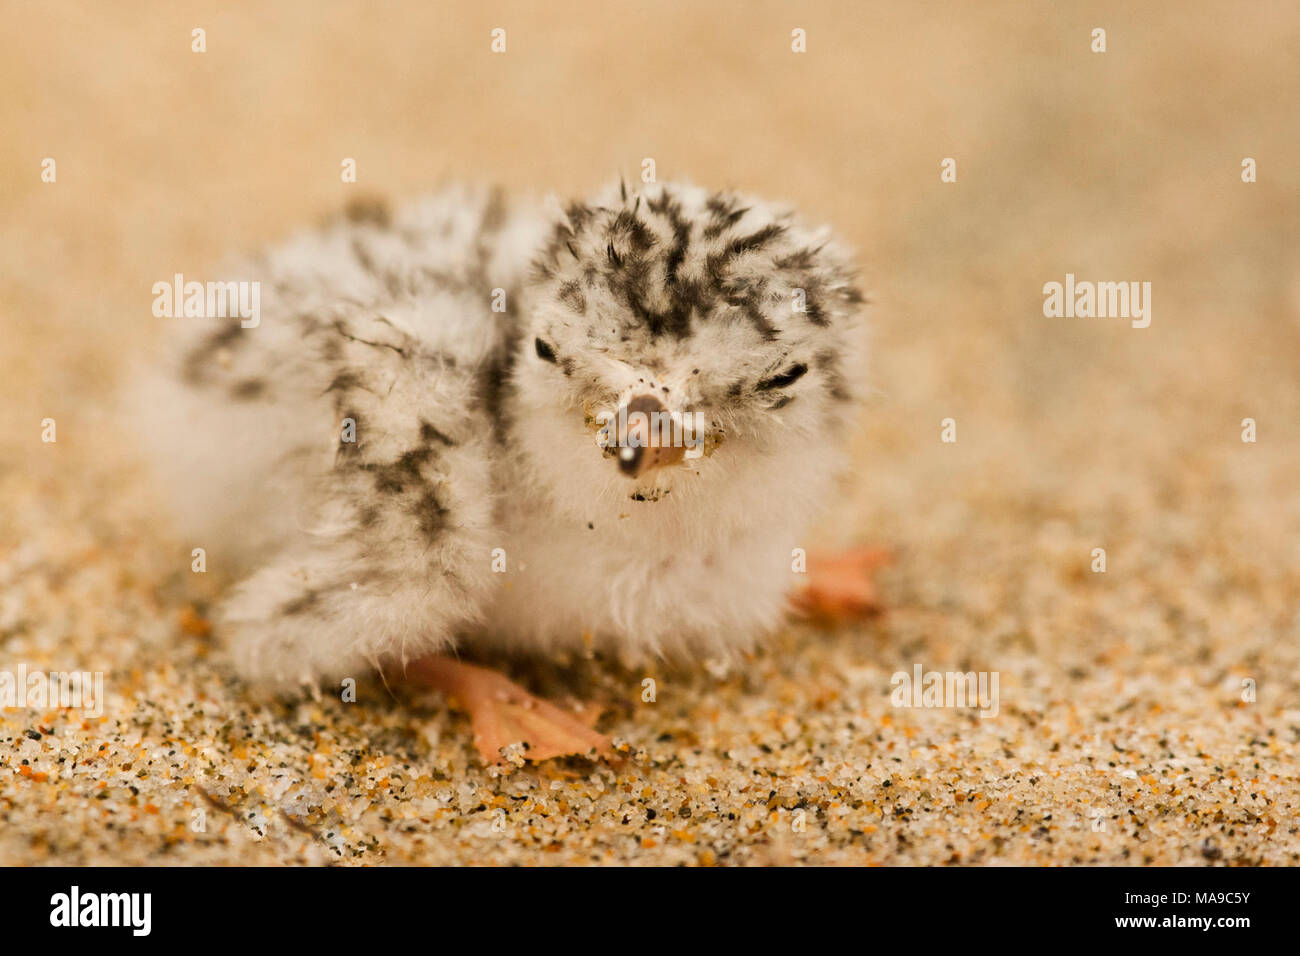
[133,180,883,764]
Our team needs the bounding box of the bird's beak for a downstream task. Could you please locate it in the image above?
[613,394,686,479]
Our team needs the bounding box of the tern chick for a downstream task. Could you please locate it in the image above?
[136,181,872,762]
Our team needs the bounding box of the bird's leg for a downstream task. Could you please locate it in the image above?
[406,656,612,765]
[790,547,893,625]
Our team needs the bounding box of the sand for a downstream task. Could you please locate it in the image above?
[1,0,1298,865]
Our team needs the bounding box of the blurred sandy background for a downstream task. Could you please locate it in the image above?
[1,1,1298,865]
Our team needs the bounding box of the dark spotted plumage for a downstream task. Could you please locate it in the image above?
[533,184,859,355]
[149,185,528,680]
[757,362,808,391]
[530,182,864,431]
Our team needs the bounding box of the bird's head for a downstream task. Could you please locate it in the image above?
[511,181,866,527]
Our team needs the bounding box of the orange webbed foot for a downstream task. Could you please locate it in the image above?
[407,656,612,766]
[790,547,893,625]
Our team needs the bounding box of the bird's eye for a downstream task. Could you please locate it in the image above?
[534,337,558,364]
[756,362,808,391]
